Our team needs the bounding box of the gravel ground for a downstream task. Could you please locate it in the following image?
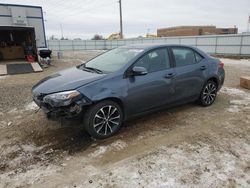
[0,52,250,188]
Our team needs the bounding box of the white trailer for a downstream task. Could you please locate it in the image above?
[0,3,46,61]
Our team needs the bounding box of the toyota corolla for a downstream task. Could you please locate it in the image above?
[32,44,225,139]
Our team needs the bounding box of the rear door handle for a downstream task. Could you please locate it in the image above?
[200,65,207,70]
[165,73,176,79]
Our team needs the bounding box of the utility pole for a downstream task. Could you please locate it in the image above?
[60,23,64,39]
[118,0,123,39]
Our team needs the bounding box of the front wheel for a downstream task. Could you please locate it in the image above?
[199,80,218,106]
[83,100,123,139]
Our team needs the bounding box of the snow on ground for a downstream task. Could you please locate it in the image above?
[221,58,250,66]
[7,108,19,114]
[220,87,250,113]
[0,143,60,187]
[0,102,39,129]
[6,102,39,114]
[1,56,250,187]
[0,75,8,79]
[0,164,59,187]
[25,101,39,111]
[88,140,128,158]
[220,87,248,97]
[78,140,250,188]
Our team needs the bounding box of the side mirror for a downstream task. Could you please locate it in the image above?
[131,66,148,76]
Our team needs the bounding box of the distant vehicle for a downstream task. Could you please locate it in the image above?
[32,44,225,139]
[145,33,157,38]
[107,32,122,40]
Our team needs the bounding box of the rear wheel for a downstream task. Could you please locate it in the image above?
[83,100,123,139]
[199,80,217,106]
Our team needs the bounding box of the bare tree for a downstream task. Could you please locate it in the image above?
[49,35,58,40]
[92,34,103,40]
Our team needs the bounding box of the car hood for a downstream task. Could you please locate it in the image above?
[32,67,106,94]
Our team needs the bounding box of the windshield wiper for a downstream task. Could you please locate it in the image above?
[79,65,103,74]
[84,66,103,74]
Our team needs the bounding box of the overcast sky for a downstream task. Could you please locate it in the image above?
[1,0,250,39]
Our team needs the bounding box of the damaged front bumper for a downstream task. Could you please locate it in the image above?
[33,94,91,120]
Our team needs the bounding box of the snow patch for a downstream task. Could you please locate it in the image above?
[89,140,127,158]
[0,143,60,187]
[227,105,241,113]
[220,87,247,97]
[0,75,8,79]
[221,58,250,66]
[81,141,250,188]
[220,87,250,113]
[25,101,39,111]
[21,144,41,152]
[0,164,59,187]
[111,139,128,150]
[7,108,19,114]
[89,146,108,158]
[230,99,250,106]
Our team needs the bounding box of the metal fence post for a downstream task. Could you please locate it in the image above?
[215,36,218,54]
[59,40,61,52]
[239,34,243,55]
[104,40,107,50]
[195,37,198,47]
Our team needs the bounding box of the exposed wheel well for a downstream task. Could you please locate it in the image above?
[207,77,218,87]
[96,97,124,113]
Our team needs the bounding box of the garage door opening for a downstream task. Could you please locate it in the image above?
[0,26,37,62]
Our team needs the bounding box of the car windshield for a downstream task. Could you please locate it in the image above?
[82,48,144,73]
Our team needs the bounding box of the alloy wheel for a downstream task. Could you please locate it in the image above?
[202,82,217,105]
[93,105,121,136]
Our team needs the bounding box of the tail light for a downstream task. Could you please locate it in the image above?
[219,61,224,68]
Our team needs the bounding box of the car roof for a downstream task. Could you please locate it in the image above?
[121,43,193,50]
[120,43,209,58]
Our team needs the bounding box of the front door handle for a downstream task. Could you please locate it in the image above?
[165,73,176,79]
[200,65,207,70]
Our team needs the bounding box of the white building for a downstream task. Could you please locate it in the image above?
[0,3,46,60]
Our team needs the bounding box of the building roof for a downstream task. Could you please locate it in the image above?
[158,25,216,31]
[0,3,42,9]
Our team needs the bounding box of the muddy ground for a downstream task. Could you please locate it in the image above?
[0,52,250,188]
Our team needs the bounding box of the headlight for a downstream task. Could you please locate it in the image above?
[43,90,81,107]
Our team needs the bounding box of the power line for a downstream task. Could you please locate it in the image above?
[44,0,91,12]
[46,0,117,19]
[45,0,110,14]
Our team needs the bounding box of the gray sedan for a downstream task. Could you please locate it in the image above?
[32,44,225,139]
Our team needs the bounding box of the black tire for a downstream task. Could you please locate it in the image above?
[83,100,123,139]
[199,80,218,106]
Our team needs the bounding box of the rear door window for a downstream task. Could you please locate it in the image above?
[172,47,198,67]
